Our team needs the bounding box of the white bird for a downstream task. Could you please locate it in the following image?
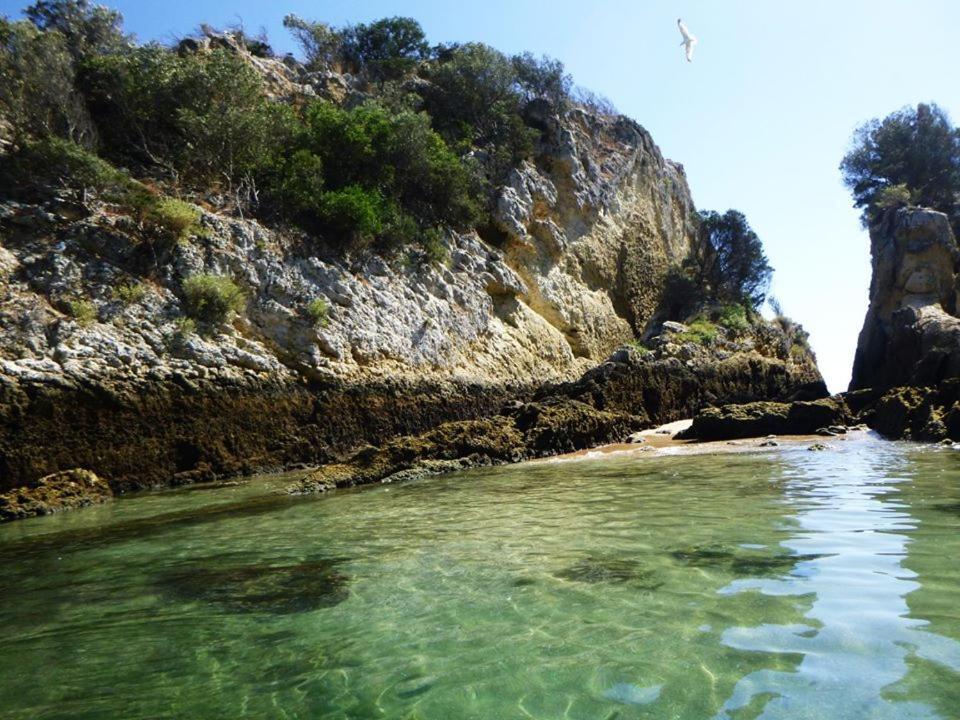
[677,18,698,62]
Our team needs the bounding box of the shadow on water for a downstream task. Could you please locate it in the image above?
[156,557,351,614]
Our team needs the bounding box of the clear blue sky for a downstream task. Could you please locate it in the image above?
[4,0,959,392]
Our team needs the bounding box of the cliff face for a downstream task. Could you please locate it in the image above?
[0,52,822,495]
[850,207,960,391]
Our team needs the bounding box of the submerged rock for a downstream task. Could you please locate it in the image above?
[603,683,663,706]
[158,557,349,614]
[0,469,112,522]
[554,557,662,589]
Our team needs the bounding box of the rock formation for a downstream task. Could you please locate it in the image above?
[850,207,960,390]
[0,40,825,505]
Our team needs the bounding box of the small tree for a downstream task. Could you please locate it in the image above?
[511,52,572,114]
[24,0,128,62]
[840,103,960,224]
[283,14,341,69]
[0,18,93,144]
[340,17,428,81]
[692,210,772,309]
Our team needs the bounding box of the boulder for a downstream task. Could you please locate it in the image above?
[679,397,848,441]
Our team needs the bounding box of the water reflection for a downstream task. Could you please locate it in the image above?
[715,442,960,719]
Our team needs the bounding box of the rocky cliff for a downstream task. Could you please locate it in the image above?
[850,207,960,391]
[0,44,823,499]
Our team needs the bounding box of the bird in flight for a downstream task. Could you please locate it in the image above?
[677,18,698,62]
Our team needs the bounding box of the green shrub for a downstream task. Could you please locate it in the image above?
[66,298,96,325]
[112,282,147,304]
[0,137,126,195]
[715,303,750,334]
[679,320,717,346]
[181,274,244,324]
[173,316,196,336]
[147,198,202,242]
[305,297,329,326]
[340,17,428,80]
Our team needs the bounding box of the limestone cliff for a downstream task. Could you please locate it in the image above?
[850,207,960,391]
[0,49,822,496]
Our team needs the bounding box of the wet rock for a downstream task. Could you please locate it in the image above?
[679,397,848,441]
[626,432,647,444]
[0,469,112,522]
[808,443,828,451]
[285,398,642,495]
[759,440,779,447]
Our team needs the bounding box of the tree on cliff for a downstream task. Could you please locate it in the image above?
[840,103,960,224]
[693,210,772,308]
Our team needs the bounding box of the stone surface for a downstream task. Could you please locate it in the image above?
[0,51,826,500]
[679,398,848,441]
[850,207,960,390]
[0,469,112,522]
[286,398,642,495]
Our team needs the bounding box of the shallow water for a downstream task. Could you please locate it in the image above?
[1,434,959,719]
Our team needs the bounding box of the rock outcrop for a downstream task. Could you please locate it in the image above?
[679,398,849,441]
[850,207,960,390]
[0,468,112,522]
[287,397,642,495]
[0,44,826,503]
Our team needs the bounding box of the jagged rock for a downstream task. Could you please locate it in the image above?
[851,207,960,390]
[0,57,827,505]
[0,469,112,522]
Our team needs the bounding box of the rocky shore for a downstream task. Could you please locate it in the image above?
[0,39,824,520]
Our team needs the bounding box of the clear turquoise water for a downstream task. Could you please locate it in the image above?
[1,434,959,719]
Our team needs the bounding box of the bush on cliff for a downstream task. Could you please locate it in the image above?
[841,103,960,225]
[182,275,245,325]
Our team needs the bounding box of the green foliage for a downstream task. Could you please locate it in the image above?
[714,303,750,334]
[173,316,196,337]
[874,183,913,211]
[0,17,92,144]
[305,297,329,326]
[340,17,428,80]
[146,197,202,242]
[422,43,537,182]
[283,14,341,70]
[181,275,244,324]
[80,46,285,186]
[691,210,772,309]
[841,103,960,224]
[262,101,479,251]
[112,282,147,305]
[625,339,651,355]
[0,136,126,195]
[24,0,127,63]
[66,298,96,325]
[679,320,717,346]
[511,52,572,114]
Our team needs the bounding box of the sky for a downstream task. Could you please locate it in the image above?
[3,0,959,392]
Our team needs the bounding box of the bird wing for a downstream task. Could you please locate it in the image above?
[678,19,693,42]
[685,41,696,62]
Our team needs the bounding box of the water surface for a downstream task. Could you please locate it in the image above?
[1,434,959,719]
